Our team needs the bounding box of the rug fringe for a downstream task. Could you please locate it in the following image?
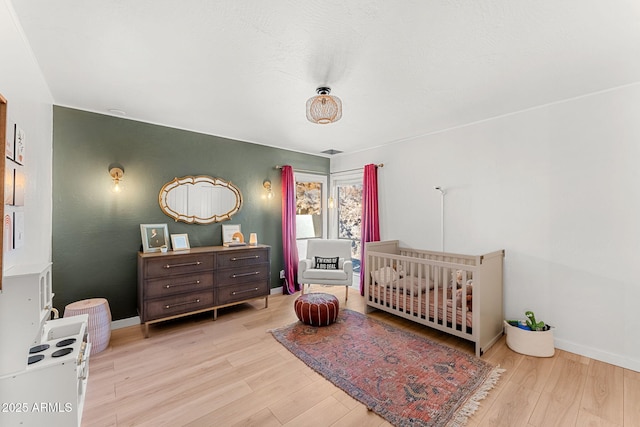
[447,365,505,427]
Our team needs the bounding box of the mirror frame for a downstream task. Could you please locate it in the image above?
[159,175,243,224]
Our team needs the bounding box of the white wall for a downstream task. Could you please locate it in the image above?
[332,83,640,371]
[0,0,53,270]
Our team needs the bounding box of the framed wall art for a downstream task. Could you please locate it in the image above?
[221,224,241,243]
[140,223,169,253]
[14,125,25,165]
[5,120,14,161]
[171,233,190,251]
[4,162,14,205]
[13,211,24,249]
[13,168,24,207]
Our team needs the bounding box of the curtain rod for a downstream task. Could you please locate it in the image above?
[331,163,384,175]
[275,163,384,175]
[274,165,325,174]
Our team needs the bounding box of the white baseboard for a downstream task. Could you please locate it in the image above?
[111,316,141,330]
[555,338,640,372]
[270,286,283,295]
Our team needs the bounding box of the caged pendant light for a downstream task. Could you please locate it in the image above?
[306,87,342,124]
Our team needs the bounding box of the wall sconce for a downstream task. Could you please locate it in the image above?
[328,195,335,209]
[263,179,273,199]
[109,165,124,193]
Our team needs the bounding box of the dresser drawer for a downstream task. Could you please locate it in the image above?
[216,264,269,287]
[216,281,269,306]
[144,290,214,321]
[216,248,269,268]
[144,273,213,299]
[144,253,214,278]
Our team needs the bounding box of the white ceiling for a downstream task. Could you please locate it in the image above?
[10,0,640,156]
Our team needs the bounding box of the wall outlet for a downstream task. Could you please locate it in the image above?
[279,270,285,279]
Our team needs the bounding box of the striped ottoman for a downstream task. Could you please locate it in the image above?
[294,293,339,326]
[64,298,112,354]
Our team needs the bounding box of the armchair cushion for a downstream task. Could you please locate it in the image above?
[303,269,349,281]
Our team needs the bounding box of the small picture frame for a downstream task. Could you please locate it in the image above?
[6,120,15,160]
[140,223,169,253]
[4,161,14,205]
[171,233,190,251]
[222,224,241,243]
[14,125,25,165]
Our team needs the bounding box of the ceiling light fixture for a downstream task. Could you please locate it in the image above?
[306,87,342,124]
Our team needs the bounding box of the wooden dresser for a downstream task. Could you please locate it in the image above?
[137,245,270,337]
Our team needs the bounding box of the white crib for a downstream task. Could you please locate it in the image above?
[365,240,505,357]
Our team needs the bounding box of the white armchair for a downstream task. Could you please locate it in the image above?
[298,239,353,301]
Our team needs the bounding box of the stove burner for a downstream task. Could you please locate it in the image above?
[29,344,50,354]
[28,354,45,364]
[51,348,73,358]
[56,338,76,347]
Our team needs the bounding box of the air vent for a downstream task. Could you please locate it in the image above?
[321,149,343,155]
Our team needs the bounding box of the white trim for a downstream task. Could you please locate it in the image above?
[111,316,141,330]
[555,338,640,373]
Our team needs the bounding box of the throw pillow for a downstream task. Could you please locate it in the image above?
[314,256,339,270]
[371,266,397,286]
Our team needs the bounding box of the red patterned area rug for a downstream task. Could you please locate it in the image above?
[271,309,503,427]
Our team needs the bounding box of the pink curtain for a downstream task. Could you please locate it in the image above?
[359,164,381,294]
[281,165,299,294]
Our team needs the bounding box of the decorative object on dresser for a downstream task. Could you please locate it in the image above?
[140,223,170,253]
[365,240,505,357]
[170,233,190,250]
[271,309,503,427]
[222,223,246,246]
[137,245,271,337]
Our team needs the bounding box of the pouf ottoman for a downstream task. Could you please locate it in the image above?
[294,293,339,326]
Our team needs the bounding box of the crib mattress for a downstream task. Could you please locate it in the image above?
[368,283,473,329]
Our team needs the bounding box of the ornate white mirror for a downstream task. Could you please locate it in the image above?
[159,175,242,224]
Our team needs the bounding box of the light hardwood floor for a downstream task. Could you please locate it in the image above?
[83,285,640,427]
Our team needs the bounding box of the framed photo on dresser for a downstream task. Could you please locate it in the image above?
[140,223,169,253]
[171,233,190,251]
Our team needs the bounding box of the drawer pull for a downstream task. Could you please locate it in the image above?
[230,255,260,261]
[163,261,202,269]
[231,271,260,278]
[164,299,201,309]
[231,287,259,296]
[164,280,200,289]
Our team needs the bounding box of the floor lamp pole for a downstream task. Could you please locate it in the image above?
[434,186,445,252]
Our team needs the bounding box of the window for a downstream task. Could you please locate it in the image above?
[331,175,362,273]
[295,173,327,240]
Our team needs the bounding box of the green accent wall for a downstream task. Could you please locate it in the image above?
[52,106,329,320]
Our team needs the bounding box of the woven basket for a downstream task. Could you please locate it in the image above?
[504,320,555,357]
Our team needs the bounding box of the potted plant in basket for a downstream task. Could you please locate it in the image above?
[504,310,555,357]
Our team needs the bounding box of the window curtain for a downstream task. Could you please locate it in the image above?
[359,163,380,295]
[281,165,299,294]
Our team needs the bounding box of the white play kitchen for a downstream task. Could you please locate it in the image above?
[0,263,90,427]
